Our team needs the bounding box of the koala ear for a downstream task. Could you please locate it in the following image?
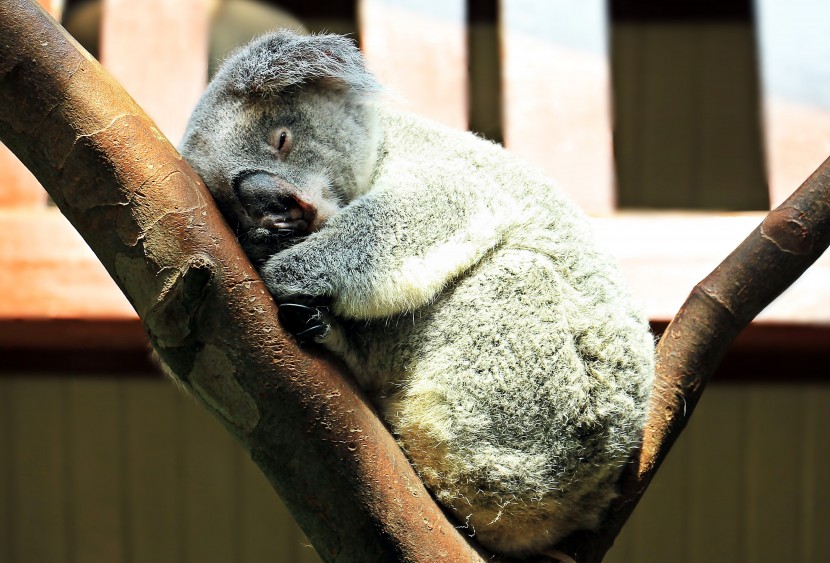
[222,30,380,98]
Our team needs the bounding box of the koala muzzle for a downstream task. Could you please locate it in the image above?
[235,171,317,236]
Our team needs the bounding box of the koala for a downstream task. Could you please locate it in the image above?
[179,30,655,559]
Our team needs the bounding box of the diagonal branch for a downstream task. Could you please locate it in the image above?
[4,1,830,562]
[563,157,830,561]
[0,2,485,562]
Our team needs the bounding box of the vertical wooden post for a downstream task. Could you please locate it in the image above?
[100,0,212,144]
[755,0,830,207]
[0,0,62,207]
[0,145,48,207]
[358,0,467,130]
[36,0,62,18]
[501,0,615,215]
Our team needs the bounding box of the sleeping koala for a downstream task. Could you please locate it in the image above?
[179,30,655,558]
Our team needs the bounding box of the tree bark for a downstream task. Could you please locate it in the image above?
[3,1,830,562]
[0,2,485,562]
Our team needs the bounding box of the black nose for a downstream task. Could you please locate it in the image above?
[233,171,294,217]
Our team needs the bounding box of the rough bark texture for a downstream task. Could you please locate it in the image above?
[3,1,830,562]
[0,2,485,562]
[560,155,830,562]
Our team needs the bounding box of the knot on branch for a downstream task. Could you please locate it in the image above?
[761,206,814,255]
[145,255,214,348]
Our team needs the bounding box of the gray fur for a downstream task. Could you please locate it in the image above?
[179,30,655,558]
[225,30,380,97]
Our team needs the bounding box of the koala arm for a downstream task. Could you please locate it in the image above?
[261,177,519,320]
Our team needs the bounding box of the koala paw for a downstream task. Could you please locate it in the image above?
[277,297,333,344]
[261,246,335,303]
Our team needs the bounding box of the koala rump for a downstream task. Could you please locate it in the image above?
[178,29,656,559]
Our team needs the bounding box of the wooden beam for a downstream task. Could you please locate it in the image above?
[35,0,61,18]
[0,147,48,207]
[4,209,830,347]
[756,0,830,207]
[100,0,211,144]
[594,212,830,324]
[0,0,57,208]
[358,0,467,130]
[0,209,135,319]
[501,1,615,214]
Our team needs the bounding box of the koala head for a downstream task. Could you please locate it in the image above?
[179,30,382,263]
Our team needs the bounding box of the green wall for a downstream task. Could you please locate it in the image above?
[2,377,829,562]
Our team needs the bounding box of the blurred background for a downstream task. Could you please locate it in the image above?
[1,1,829,561]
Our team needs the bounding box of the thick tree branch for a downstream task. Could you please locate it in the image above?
[0,2,485,562]
[563,157,830,561]
[6,1,830,562]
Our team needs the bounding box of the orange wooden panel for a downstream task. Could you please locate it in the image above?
[358,0,467,130]
[763,101,830,207]
[0,0,59,208]
[0,145,48,208]
[0,209,136,319]
[501,1,615,215]
[36,0,63,19]
[100,0,211,145]
[4,209,830,334]
[593,213,830,324]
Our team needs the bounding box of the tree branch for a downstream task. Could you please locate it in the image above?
[5,1,830,562]
[0,2,485,562]
[563,157,830,561]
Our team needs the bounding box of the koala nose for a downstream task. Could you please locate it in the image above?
[234,171,316,235]
[234,171,294,217]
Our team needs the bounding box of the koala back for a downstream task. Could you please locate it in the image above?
[331,107,656,556]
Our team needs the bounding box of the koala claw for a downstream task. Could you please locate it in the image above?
[278,300,331,343]
[275,228,299,239]
[295,323,330,341]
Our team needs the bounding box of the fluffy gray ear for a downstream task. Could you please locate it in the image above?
[221,30,380,97]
